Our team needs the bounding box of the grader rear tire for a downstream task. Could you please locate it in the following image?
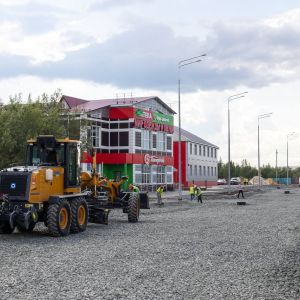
[128,193,140,223]
[47,200,71,237]
[70,197,88,233]
[0,222,14,234]
[16,222,35,233]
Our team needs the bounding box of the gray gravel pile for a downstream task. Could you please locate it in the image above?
[0,189,300,299]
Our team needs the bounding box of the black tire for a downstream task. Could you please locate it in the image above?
[70,197,88,233]
[47,200,71,237]
[128,192,140,223]
[0,222,15,234]
[16,222,36,233]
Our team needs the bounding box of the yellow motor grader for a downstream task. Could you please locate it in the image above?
[0,135,149,236]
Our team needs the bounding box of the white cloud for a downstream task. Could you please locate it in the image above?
[1,2,300,170]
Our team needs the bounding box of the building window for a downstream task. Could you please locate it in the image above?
[214,149,217,158]
[166,166,173,183]
[91,126,101,147]
[199,145,202,156]
[152,134,157,148]
[142,164,151,183]
[207,147,210,157]
[135,131,142,147]
[199,165,202,176]
[135,173,142,183]
[157,132,165,151]
[208,167,210,176]
[203,166,206,176]
[151,165,157,183]
[214,167,217,176]
[110,123,118,129]
[194,144,197,156]
[101,131,108,146]
[190,165,193,176]
[194,165,197,176]
[190,143,192,155]
[211,167,213,176]
[157,166,166,184]
[211,148,213,157]
[142,130,151,150]
[203,146,206,157]
[120,149,128,153]
[119,132,129,146]
[110,132,118,146]
[167,136,172,150]
[119,123,129,129]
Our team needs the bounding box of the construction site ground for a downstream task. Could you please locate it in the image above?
[0,186,299,299]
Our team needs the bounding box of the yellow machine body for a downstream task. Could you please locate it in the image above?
[28,167,81,204]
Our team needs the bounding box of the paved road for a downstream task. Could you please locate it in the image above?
[0,188,299,299]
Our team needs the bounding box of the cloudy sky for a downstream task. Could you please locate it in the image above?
[1,0,300,167]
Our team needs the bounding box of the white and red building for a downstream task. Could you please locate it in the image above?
[61,95,175,190]
[173,127,219,188]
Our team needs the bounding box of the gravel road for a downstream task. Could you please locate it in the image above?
[0,188,300,299]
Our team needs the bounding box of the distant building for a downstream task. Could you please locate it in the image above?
[61,95,175,190]
[173,127,219,188]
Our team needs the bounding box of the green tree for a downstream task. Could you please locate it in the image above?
[0,90,66,169]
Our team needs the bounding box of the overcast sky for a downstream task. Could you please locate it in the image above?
[1,0,300,168]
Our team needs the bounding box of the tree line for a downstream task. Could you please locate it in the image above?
[218,158,300,180]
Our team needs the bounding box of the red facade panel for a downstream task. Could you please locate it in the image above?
[173,141,187,186]
[82,153,174,166]
[108,107,134,119]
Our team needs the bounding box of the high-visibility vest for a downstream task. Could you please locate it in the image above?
[156,187,164,195]
[195,187,202,195]
[189,186,194,194]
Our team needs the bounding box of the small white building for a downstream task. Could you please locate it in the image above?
[173,127,219,187]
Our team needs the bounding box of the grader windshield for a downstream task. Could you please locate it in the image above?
[29,144,65,166]
[26,136,80,187]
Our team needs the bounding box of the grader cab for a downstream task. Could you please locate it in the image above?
[0,135,149,236]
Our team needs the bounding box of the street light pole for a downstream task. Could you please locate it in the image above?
[227,92,248,189]
[257,113,273,188]
[286,132,295,186]
[177,54,206,200]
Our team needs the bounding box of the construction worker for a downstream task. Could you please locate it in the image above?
[237,185,244,199]
[195,186,203,203]
[189,184,195,201]
[129,184,140,192]
[156,185,164,205]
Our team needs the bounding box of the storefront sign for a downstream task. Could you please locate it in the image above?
[134,109,174,133]
[144,154,165,165]
[135,109,152,120]
[152,111,173,126]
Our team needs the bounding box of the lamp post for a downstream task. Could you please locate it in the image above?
[257,113,273,188]
[287,132,295,186]
[227,92,248,189]
[177,54,206,200]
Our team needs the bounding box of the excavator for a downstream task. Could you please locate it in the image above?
[0,135,149,236]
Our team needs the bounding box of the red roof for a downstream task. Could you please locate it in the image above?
[61,95,176,114]
[61,96,88,108]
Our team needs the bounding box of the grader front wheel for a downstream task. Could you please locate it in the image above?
[128,193,140,223]
[47,200,71,237]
